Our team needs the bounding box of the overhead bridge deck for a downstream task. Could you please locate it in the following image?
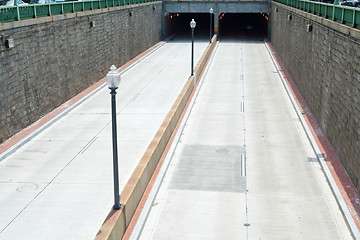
[163,0,270,14]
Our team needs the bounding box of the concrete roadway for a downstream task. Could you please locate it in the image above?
[0,39,209,240]
[137,40,353,239]
[0,35,355,239]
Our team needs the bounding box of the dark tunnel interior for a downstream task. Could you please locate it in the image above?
[219,13,268,41]
[164,12,269,41]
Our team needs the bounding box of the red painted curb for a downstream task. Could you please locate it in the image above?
[0,41,165,157]
[266,42,360,230]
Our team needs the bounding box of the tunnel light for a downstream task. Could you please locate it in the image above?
[219,13,225,20]
[210,8,213,14]
[0,34,14,49]
[307,24,313,32]
[5,39,14,48]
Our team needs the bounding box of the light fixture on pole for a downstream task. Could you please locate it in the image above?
[190,19,196,76]
[209,8,213,43]
[106,65,122,210]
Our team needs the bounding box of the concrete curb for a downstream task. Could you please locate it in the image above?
[94,35,218,240]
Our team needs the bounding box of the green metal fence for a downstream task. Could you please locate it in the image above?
[274,0,360,29]
[0,0,155,23]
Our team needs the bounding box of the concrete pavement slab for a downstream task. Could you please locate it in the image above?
[182,115,245,146]
[169,145,246,193]
[247,194,345,239]
[0,183,112,240]
[0,182,47,231]
[148,190,247,240]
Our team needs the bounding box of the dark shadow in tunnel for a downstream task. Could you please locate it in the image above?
[163,12,268,42]
[164,13,214,42]
[218,13,268,42]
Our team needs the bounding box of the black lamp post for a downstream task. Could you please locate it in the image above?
[209,8,213,43]
[106,65,122,210]
[190,19,196,76]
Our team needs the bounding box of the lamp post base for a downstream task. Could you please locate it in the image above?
[113,203,122,210]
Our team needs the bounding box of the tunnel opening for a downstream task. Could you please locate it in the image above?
[219,13,268,41]
[164,13,214,41]
[164,12,268,42]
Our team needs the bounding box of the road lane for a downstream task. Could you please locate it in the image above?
[137,40,353,239]
[0,40,209,240]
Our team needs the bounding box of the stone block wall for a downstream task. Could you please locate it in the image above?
[0,2,162,143]
[270,3,360,191]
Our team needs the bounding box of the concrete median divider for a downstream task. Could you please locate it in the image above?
[95,35,217,240]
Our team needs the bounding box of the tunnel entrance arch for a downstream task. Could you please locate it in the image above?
[162,0,270,40]
[218,13,269,41]
[163,13,215,41]
[163,12,269,41]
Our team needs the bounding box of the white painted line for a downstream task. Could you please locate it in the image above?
[0,42,166,163]
[129,42,220,240]
[241,155,246,177]
[240,74,244,81]
[264,42,360,240]
[240,102,245,113]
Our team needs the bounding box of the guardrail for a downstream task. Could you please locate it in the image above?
[0,0,156,23]
[274,0,360,29]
